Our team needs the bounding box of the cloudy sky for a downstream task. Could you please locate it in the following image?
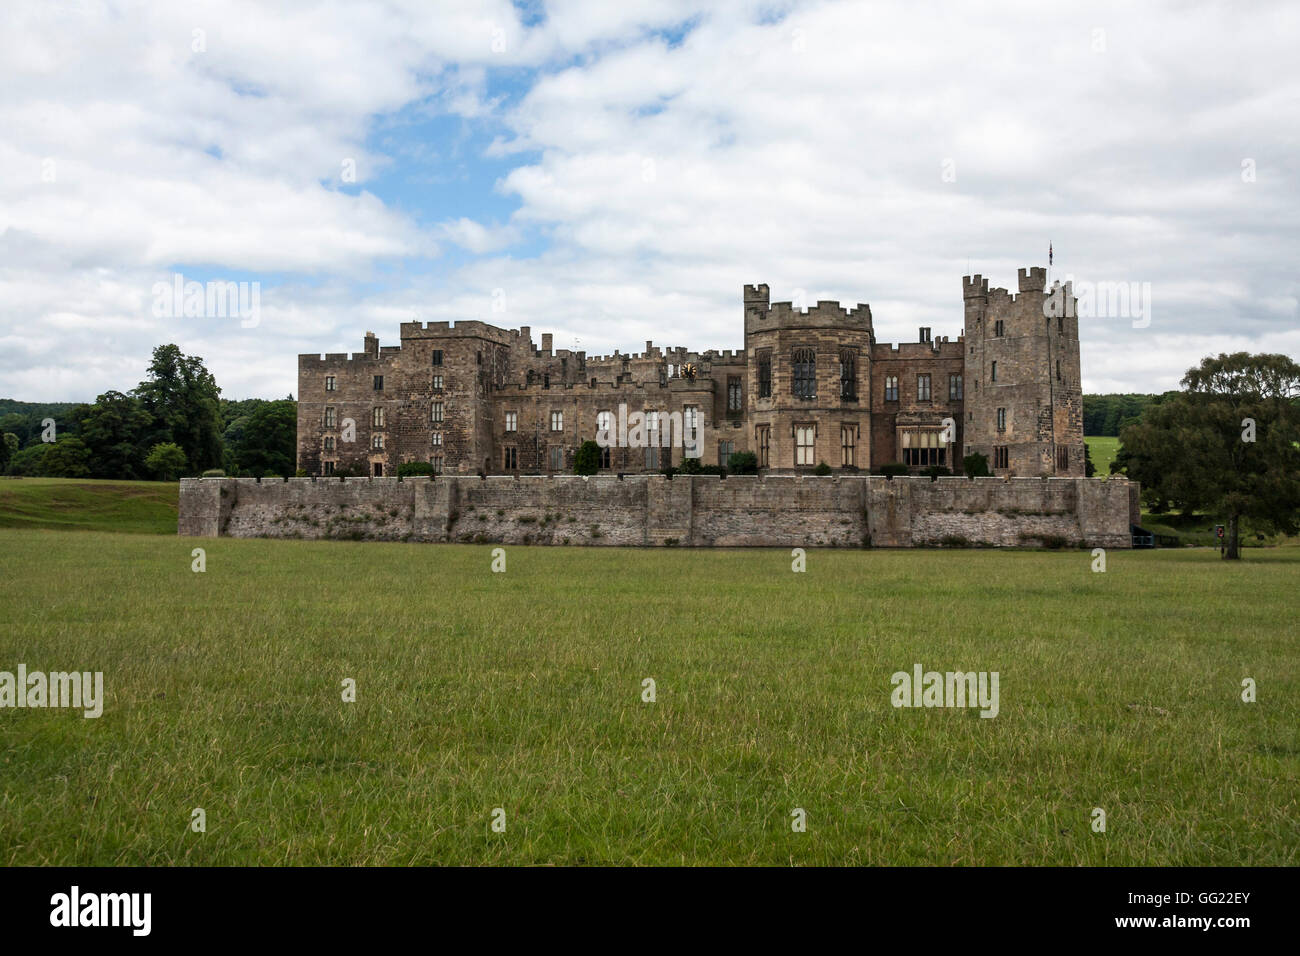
[2,0,1297,402]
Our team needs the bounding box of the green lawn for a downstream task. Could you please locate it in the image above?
[1085,435,1120,476]
[0,477,178,534]
[0,527,1295,866]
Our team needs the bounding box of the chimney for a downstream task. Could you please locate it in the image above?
[541,333,552,354]
[919,327,932,344]
[364,332,379,357]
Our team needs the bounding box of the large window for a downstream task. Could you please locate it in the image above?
[917,374,931,402]
[994,319,1005,337]
[324,436,335,451]
[372,433,384,450]
[991,361,998,383]
[323,461,335,475]
[839,350,857,400]
[431,433,442,446]
[994,445,1009,469]
[756,425,770,468]
[757,350,772,398]
[430,455,443,473]
[683,405,699,434]
[373,375,383,391]
[1056,446,1069,471]
[432,374,443,390]
[549,446,563,470]
[728,376,743,413]
[645,446,661,470]
[717,440,733,467]
[325,375,335,391]
[505,411,517,433]
[795,425,815,466]
[792,348,816,399]
[504,447,517,470]
[550,410,564,432]
[884,376,899,402]
[372,407,384,428]
[431,402,444,424]
[949,374,963,400]
[431,349,443,366]
[841,425,856,467]
[324,407,336,428]
[901,430,945,467]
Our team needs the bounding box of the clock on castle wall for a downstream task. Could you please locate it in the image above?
[681,362,697,380]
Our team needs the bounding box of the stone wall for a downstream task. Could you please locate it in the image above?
[179,475,1137,549]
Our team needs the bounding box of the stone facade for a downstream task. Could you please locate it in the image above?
[179,475,1140,550]
[297,266,1083,479]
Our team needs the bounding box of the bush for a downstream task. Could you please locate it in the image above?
[874,462,909,477]
[812,461,832,476]
[145,442,188,481]
[574,440,601,475]
[921,465,952,479]
[728,451,758,474]
[397,461,435,478]
[201,468,225,478]
[678,455,702,474]
[962,452,991,477]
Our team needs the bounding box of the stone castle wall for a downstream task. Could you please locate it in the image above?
[179,475,1138,549]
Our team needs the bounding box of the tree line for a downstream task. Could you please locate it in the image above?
[0,344,297,480]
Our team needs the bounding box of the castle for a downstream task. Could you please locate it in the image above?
[296,267,1084,479]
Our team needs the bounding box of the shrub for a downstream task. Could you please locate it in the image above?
[574,440,601,476]
[921,465,952,479]
[727,451,758,474]
[962,452,991,477]
[678,455,702,474]
[201,468,225,478]
[937,534,971,548]
[812,461,832,476]
[874,462,909,477]
[397,461,435,478]
[145,442,187,481]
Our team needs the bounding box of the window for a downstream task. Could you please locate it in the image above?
[646,410,660,438]
[372,433,384,450]
[324,407,336,428]
[1058,316,1063,333]
[1056,446,1069,471]
[884,376,899,402]
[717,440,733,467]
[996,407,1007,432]
[324,436,335,452]
[504,447,517,470]
[373,375,383,391]
[994,445,1009,469]
[430,455,443,473]
[372,407,384,428]
[550,410,563,432]
[549,446,563,471]
[683,405,699,433]
[505,411,518,433]
[756,425,770,468]
[432,374,443,390]
[902,430,946,467]
[645,446,661,470]
[994,320,1005,337]
[323,461,335,475]
[792,349,816,399]
[917,374,931,402]
[757,350,772,398]
[1055,360,1061,381]
[431,402,444,424]
[728,376,743,413]
[476,350,482,365]
[431,349,443,366]
[990,361,997,383]
[599,446,610,469]
[949,374,963,400]
[431,432,442,446]
[373,462,383,477]
[596,410,611,436]
[841,425,856,467]
[325,375,336,391]
[795,426,816,466]
[839,349,857,400]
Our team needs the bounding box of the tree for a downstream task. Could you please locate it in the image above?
[74,391,154,479]
[1116,353,1300,559]
[133,344,223,472]
[145,442,188,481]
[227,400,296,477]
[41,437,93,477]
[962,452,990,477]
[1084,443,1095,477]
[574,440,601,475]
[728,451,759,474]
[0,431,9,473]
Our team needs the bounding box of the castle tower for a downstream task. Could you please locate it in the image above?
[962,267,1083,476]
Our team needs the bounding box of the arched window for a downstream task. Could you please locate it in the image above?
[792,348,816,399]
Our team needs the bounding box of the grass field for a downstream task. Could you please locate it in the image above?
[1,524,1296,866]
[0,477,178,534]
[1085,436,1120,476]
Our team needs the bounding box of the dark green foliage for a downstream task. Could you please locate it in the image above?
[144,442,188,481]
[574,440,602,475]
[921,465,952,478]
[1082,393,1160,436]
[133,344,224,473]
[961,452,990,477]
[874,462,909,477]
[397,461,435,477]
[728,451,758,474]
[811,461,832,476]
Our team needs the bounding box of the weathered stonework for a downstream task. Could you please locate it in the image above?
[179,475,1139,550]
[297,266,1084,480]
